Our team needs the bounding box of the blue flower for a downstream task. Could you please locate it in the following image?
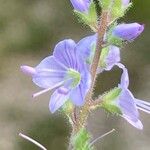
[21,39,91,113]
[70,0,91,13]
[115,64,150,129]
[112,23,144,41]
[76,34,120,72]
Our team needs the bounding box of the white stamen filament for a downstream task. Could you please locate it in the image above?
[136,102,150,111]
[136,99,150,106]
[137,106,150,114]
[32,81,65,98]
[19,133,47,150]
[89,129,115,147]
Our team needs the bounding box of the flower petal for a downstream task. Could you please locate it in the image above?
[33,56,67,88]
[112,23,144,41]
[118,89,140,127]
[122,115,143,130]
[76,34,97,62]
[53,39,77,69]
[117,63,129,89]
[70,73,91,106]
[70,0,90,13]
[105,46,120,71]
[49,87,70,113]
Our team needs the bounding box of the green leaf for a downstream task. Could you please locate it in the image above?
[72,128,95,150]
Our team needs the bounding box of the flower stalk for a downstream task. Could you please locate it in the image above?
[71,6,111,141]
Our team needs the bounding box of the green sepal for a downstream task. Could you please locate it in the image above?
[99,46,109,68]
[62,101,74,124]
[100,87,122,115]
[112,1,133,20]
[100,0,111,9]
[72,128,95,150]
[106,22,123,47]
[62,100,73,115]
[74,2,97,31]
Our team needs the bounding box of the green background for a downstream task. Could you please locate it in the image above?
[0,0,150,149]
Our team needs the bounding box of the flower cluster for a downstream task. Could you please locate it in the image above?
[21,0,149,133]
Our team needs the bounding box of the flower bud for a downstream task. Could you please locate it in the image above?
[70,0,90,13]
[112,23,144,41]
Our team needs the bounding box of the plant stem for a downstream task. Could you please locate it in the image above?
[75,10,110,132]
[68,7,110,150]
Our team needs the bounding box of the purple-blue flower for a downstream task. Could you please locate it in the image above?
[21,39,91,113]
[70,0,91,13]
[76,34,120,72]
[115,63,150,129]
[112,23,144,41]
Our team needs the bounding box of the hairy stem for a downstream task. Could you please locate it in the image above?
[68,7,110,150]
[75,10,110,132]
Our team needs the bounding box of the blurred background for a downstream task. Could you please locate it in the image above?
[0,0,150,149]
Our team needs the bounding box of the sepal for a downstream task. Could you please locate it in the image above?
[106,23,124,46]
[74,2,97,31]
[99,88,122,115]
[72,128,94,150]
[112,1,132,20]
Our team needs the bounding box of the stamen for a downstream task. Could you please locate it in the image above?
[21,66,36,76]
[19,133,47,150]
[135,99,150,106]
[137,106,150,114]
[32,81,65,98]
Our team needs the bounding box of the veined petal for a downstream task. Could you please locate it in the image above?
[70,72,91,106]
[122,115,143,130]
[49,87,70,113]
[53,39,77,69]
[118,89,140,127]
[70,85,85,106]
[76,34,97,63]
[33,56,67,88]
